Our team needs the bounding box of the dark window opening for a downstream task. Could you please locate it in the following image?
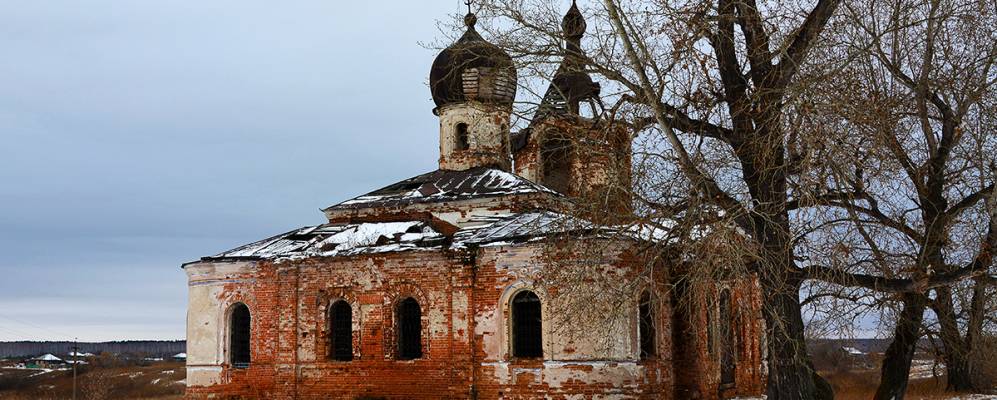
[706,295,716,355]
[719,289,736,386]
[639,291,656,359]
[512,290,543,358]
[229,303,251,368]
[541,137,572,194]
[330,300,353,361]
[397,297,422,360]
[455,123,470,151]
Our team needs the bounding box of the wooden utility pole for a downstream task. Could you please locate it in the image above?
[71,339,78,400]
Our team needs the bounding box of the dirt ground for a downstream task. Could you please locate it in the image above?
[0,357,992,399]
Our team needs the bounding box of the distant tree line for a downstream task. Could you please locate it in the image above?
[0,340,185,358]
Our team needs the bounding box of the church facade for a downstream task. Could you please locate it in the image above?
[182,4,766,399]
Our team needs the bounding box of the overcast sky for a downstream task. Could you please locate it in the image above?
[0,1,469,341]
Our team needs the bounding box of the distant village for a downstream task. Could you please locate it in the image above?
[0,342,189,399]
[0,340,187,374]
[1,351,186,371]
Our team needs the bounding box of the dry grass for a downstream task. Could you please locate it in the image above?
[821,369,955,400]
[0,361,185,400]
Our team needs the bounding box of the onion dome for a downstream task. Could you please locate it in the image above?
[561,0,587,44]
[430,13,517,110]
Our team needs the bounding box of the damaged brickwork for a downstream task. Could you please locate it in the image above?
[184,235,763,399]
[181,4,767,399]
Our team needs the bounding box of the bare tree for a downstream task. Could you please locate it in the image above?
[468,0,848,397]
[460,0,994,398]
[793,0,997,396]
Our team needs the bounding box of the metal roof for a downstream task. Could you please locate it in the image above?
[198,211,595,263]
[323,167,559,212]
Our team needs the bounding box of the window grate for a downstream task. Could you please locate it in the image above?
[719,290,736,385]
[512,291,543,358]
[330,301,353,361]
[397,298,422,360]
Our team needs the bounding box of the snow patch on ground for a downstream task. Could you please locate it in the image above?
[909,359,945,380]
[943,396,997,400]
[27,369,54,377]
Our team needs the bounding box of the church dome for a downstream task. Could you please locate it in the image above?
[561,1,586,40]
[430,13,517,110]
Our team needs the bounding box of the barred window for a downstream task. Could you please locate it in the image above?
[719,289,736,385]
[329,300,353,361]
[707,295,716,355]
[639,291,656,359]
[512,290,543,358]
[397,297,422,360]
[229,303,251,368]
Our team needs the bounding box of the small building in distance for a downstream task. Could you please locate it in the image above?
[181,3,766,400]
[27,354,64,369]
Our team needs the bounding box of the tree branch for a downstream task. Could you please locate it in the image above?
[734,0,775,87]
[945,184,995,218]
[802,263,988,293]
[773,0,843,88]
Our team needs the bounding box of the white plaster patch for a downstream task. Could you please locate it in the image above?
[185,366,223,387]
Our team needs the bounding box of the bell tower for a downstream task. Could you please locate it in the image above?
[512,1,633,219]
[430,13,516,172]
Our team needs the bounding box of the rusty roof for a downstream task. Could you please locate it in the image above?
[196,211,599,263]
[323,167,559,212]
[190,210,681,265]
[201,221,447,262]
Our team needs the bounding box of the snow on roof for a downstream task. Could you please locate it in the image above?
[68,351,94,357]
[198,207,688,264]
[324,167,559,211]
[202,209,620,262]
[173,353,187,358]
[453,211,593,246]
[205,221,446,261]
[31,354,62,362]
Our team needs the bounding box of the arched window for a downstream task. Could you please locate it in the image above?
[541,136,572,194]
[397,297,422,360]
[455,123,470,150]
[639,291,656,359]
[512,290,543,358]
[329,300,353,361]
[229,303,251,368]
[719,289,736,386]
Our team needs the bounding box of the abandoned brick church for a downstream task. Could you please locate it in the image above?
[182,3,766,399]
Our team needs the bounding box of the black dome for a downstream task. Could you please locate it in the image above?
[430,13,516,109]
[561,1,586,40]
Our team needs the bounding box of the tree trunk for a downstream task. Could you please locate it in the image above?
[874,293,926,400]
[762,275,834,400]
[932,288,978,392]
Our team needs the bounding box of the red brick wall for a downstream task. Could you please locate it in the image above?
[185,243,763,399]
[670,275,766,400]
